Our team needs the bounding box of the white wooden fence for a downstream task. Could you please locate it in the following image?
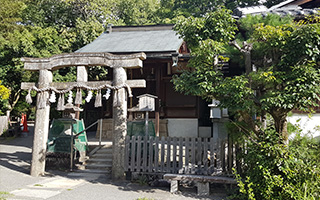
[125,136,236,175]
[0,116,9,135]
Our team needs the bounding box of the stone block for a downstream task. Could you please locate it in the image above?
[170,180,178,193]
[196,182,209,196]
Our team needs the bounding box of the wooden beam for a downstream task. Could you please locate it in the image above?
[21,52,146,71]
[21,80,146,90]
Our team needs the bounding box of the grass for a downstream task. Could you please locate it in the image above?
[0,191,13,200]
[136,175,149,186]
[33,184,43,187]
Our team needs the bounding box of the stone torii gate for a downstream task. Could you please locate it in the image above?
[21,52,146,179]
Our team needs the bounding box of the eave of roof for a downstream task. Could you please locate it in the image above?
[233,0,320,18]
[268,0,297,10]
[75,25,184,56]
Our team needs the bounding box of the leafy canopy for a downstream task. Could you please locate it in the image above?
[173,9,320,139]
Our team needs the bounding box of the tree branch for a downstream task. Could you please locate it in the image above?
[229,40,242,51]
[229,119,261,146]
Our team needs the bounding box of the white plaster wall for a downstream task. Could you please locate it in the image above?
[287,113,320,139]
[167,118,198,137]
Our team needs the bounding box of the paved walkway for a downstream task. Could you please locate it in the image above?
[0,124,228,200]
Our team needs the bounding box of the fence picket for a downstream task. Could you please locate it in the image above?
[172,137,177,173]
[178,138,183,173]
[228,136,233,173]
[221,141,226,172]
[136,136,142,172]
[185,138,190,174]
[208,138,215,174]
[196,138,202,174]
[160,136,165,172]
[154,137,159,172]
[203,138,208,175]
[166,137,171,173]
[148,136,154,172]
[130,136,136,171]
[191,138,196,174]
[142,136,148,172]
[215,139,221,170]
[124,136,233,176]
[124,136,130,170]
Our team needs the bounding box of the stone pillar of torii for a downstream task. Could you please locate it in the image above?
[21,52,146,179]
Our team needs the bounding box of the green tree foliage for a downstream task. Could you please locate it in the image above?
[232,130,320,200]
[0,0,295,117]
[173,10,320,141]
[116,0,160,25]
[157,0,260,21]
[174,8,237,47]
[0,0,165,117]
[21,0,107,51]
[237,14,293,40]
[174,11,320,199]
[0,0,77,116]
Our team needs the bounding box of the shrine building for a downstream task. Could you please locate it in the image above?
[76,24,214,138]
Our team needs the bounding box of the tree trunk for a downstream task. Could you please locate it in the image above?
[271,109,289,143]
[274,117,288,142]
[238,110,259,135]
[244,50,252,74]
[229,41,253,74]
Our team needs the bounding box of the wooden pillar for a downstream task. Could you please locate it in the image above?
[75,66,88,119]
[112,66,127,180]
[77,66,88,82]
[30,69,52,177]
[155,66,161,136]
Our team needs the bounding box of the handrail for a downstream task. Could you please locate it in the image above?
[74,120,99,138]
[70,119,103,171]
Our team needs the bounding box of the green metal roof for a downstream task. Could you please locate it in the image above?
[76,26,183,54]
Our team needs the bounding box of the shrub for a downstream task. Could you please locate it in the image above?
[232,129,320,200]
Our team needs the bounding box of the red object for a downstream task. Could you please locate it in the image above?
[21,113,28,132]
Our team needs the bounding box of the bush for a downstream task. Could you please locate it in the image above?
[231,129,320,200]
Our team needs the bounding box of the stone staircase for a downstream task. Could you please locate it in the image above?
[75,143,113,175]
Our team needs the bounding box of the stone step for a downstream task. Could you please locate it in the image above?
[79,143,114,173]
[87,158,112,163]
[97,151,112,155]
[85,163,112,168]
[68,172,111,180]
[97,149,112,154]
[91,153,113,159]
[74,169,111,174]
[88,145,112,156]
[86,161,112,166]
[101,143,113,149]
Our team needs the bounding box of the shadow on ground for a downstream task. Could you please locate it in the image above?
[0,151,31,174]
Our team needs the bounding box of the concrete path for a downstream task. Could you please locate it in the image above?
[0,124,228,200]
